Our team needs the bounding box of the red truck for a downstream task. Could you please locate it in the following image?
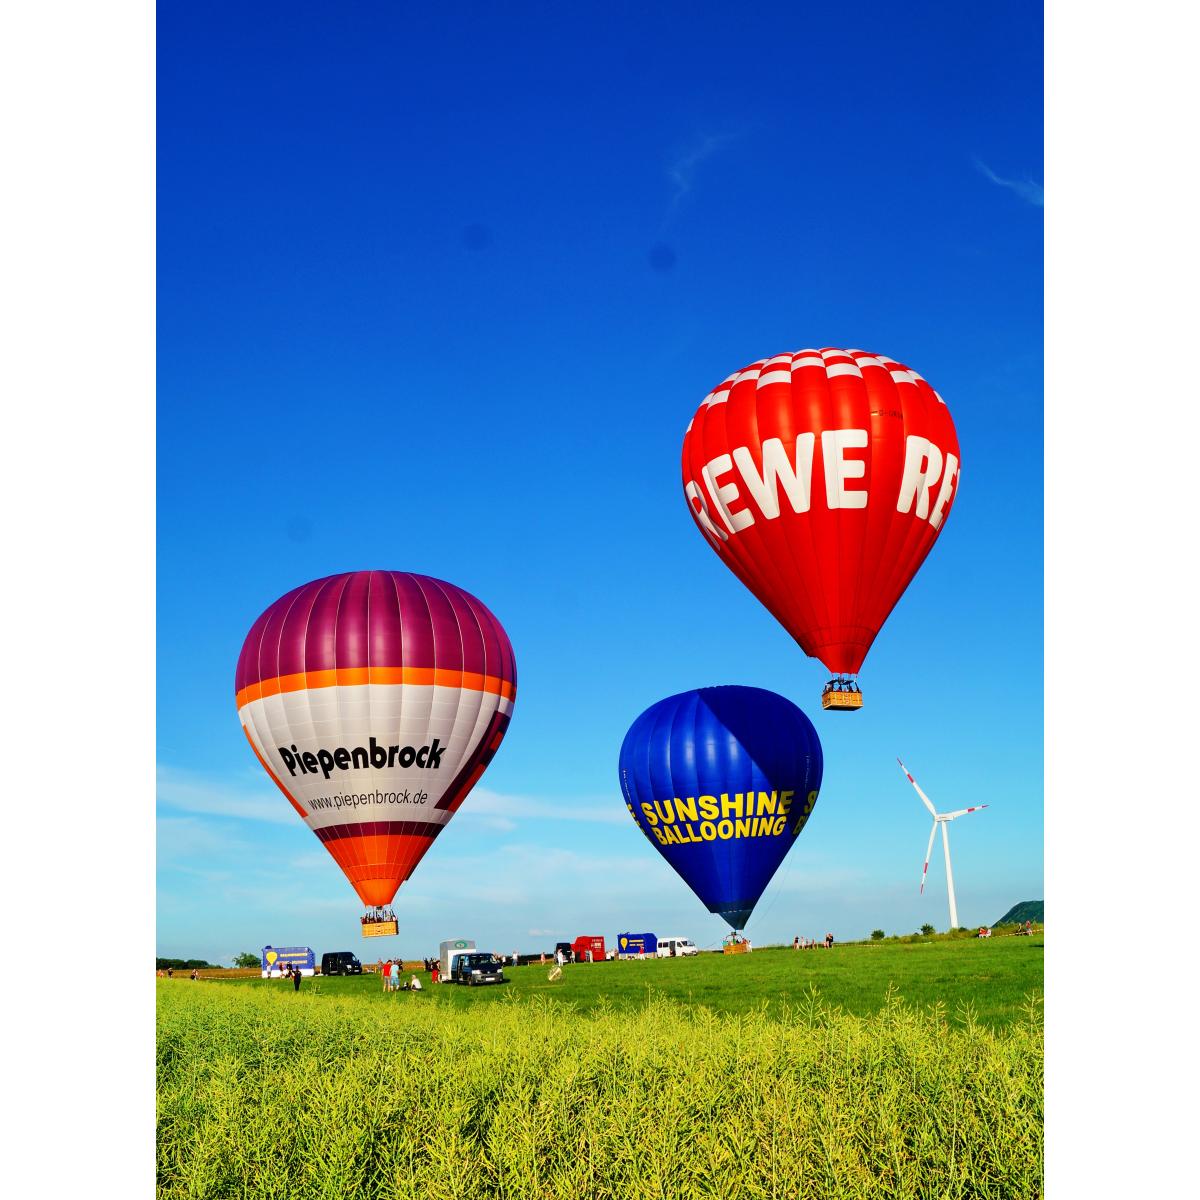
[571,935,606,963]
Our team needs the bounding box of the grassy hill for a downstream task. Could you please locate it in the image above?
[995,900,1044,925]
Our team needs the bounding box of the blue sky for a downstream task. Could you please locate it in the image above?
[157,1,1043,963]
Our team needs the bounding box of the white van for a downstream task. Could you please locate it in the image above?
[656,937,699,958]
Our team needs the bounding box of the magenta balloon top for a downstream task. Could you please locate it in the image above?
[235,570,516,703]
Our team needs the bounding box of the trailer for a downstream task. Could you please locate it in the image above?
[571,935,606,963]
[616,932,657,958]
[261,946,316,977]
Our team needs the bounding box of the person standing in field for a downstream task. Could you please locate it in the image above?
[292,964,302,992]
[431,961,440,984]
[824,932,834,950]
[382,960,391,992]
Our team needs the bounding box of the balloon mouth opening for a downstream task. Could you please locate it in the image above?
[715,906,754,930]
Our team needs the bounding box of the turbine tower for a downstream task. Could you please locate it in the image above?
[897,758,988,930]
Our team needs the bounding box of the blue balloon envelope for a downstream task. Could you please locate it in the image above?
[618,686,823,930]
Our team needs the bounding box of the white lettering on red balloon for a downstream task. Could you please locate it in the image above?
[687,428,958,535]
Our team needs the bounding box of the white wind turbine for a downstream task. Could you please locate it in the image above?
[897,758,988,931]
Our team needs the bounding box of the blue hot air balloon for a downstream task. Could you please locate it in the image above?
[618,686,823,930]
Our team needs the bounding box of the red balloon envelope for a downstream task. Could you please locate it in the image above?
[236,571,516,907]
[681,348,960,705]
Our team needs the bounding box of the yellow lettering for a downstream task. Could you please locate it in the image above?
[717,819,734,839]
[778,791,794,816]
[752,816,773,837]
[772,816,787,836]
[721,793,743,819]
[641,803,658,827]
[652,826,667,844]
[674,795,698,823]
[699,795,719,820]
[655,799,676,824]
[735,818,752,839]
[700,821,717,841]
[758,791,777,815]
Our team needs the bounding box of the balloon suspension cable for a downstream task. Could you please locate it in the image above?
[361,906,397,925]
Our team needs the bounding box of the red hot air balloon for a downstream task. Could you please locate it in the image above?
[235,572,516,930]
[681,348,960,710]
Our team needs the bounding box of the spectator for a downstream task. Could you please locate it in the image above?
[792,936,800,950]
[824,932,834,950]
[431,961,440,984]
[190,968,198,981]
[409,974,423,991]
[292,964,302,992]
[166,966,174,978]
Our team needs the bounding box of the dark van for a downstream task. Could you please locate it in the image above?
[321,951,362,976]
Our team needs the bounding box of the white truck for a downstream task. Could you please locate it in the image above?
[656,937,699,958]
[438,937,476,982]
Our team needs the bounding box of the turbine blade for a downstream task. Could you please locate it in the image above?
[944,805,989,819]
[898,757,938,817]
[920,820,938,893]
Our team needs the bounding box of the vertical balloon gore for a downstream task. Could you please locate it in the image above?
[681,348,960,702]
[618,686,823,928]
[235,571,516,908]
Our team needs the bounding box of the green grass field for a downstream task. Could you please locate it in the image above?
[159,938,1042,1198]
[215,937,1043,1029]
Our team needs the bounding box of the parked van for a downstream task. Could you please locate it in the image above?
[451,952,506,986]
[656,937,699,958]
[320,951,362,976]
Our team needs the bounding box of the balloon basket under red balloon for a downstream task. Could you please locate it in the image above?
[360,909,399,938]
[821,678,863,712]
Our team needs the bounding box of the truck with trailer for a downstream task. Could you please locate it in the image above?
[616,932,658,958]
[260,946,316,977]
[438,938,476,981]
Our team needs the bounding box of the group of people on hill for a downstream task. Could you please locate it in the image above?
[378,958,424,992]
[792,934,835,950]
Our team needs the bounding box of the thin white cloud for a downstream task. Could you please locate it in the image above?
[157,764,295,824]
[667,132,737,214]
[973,157,1044,206]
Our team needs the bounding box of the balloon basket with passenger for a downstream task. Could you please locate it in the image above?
[722,932,752,955]
[360,906,399,938]
[820,677,863,712]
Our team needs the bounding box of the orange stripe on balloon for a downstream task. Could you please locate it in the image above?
[235,667,515,710]
[241,724,307,818]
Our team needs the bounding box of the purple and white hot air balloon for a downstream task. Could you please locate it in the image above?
[236,572,516,925]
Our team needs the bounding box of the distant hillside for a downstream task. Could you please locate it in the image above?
[995,901,1043,926]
